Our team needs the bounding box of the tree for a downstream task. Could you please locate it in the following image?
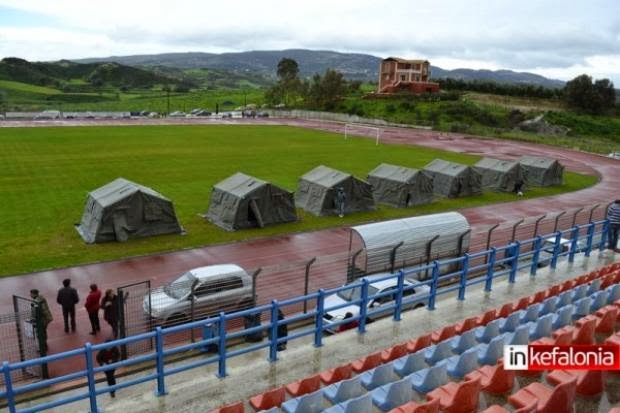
[277,58,299,82]
[564,74,615,114]
[305,69,347,110]
[267,58,303,107]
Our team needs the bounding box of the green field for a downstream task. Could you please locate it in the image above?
[0,125,597,276]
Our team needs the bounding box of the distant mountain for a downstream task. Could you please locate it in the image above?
[74,49,566,88]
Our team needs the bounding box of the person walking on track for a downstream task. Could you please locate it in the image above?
[57,278,79,333]
[101,289,119,338]
[85,284,102,335]
[30,289,53,354]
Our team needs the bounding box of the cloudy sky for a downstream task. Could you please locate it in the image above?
[0,0,619,83]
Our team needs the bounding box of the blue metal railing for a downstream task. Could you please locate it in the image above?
[0,219,609,413]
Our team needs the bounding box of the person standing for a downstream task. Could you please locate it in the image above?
[514,179,524,197]
[336,187,347,218]
[607,200,620,252]
[85,284,102,335]
[30,289,53,354]
[101,289,119,338]
[276,309,288,351]
[96,340,121,398]
[56,278,79,333]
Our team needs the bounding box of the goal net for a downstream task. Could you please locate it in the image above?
[344,123,382,145]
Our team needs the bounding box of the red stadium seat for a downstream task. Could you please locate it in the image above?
[407,333,432,353]
[546,369,605,396]
[594,305,618,334]
[209,401,244,413]
[508,376,577,413]
[249,387,285,412]
[545,285,561,298]
[382,342,409,363]
[426,376,481,413]
[559,280,575,292]
[319,363,352,385]
[530,291,546,305]
[455,317,478,334]
[533,328,572,346]
[481,400,537,413]
[513,297,530,311]
[572,317,597,344]
[388,398,440,413]
[475,309,497,327]
[285,373,320,397]
[431,325,456,343]
[351,351,382,373]
[497,302,514,318]
[465,360,514,394]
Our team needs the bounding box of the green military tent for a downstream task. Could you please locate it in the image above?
[519,156,564,186]
[205,172,297,231]
[296,165,375,216]
[76,178,183,243]
[474,157,524,192]
[423,159,482,198]
[367,163,434,208]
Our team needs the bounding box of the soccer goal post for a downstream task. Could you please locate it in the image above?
[344,123,382,146]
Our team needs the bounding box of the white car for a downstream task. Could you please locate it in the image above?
[322,273,430,333]
[536,237,587,267]
[608,152,620,160]
[143,264,254,325]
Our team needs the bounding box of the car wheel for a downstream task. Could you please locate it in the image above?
[414,303,425,309]
[165,313,186,327]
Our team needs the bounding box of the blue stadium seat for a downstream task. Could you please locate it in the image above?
[449,330,477,354]
[527,313,554,340]
[571,284,588,302]
[539,296,558,316]
[586,278,602,296]
[474,319,501,343]
[371,377,413,412]
[281,389,323,413]
[444,347,479,379]
[323,393,372,413]
[498,312,521,333]
[552,305,574,329]
[572,297,592,320]
[393,350,427,378]
[607,284,620,303]
[424,340,452,365]
[410,362,449,393]
[518,303,541,324]
[476,335,505,366]
[322,376,364,404]
[589,290,609,312]
[257,409,280,413]
[556,290,572,308]
[360,362,395,390]
[501,324,530,346]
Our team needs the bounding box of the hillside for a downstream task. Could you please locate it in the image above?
[74,49,566,88]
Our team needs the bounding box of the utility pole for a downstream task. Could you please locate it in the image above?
[166,87,170,116]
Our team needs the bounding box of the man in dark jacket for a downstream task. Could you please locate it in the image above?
[97,340,121,398]
[57,278,79,333]
[607,200,620,252]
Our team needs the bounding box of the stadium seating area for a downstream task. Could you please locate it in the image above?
[211,262,620,413]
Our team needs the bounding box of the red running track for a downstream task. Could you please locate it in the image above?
[0,118,618,378]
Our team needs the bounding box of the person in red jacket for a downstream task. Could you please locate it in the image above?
[84,283,102,335]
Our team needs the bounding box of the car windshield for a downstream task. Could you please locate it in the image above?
[337,284,380,302]
[164,272,196,299]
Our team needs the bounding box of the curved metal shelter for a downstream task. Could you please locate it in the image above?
[348,212,471,279]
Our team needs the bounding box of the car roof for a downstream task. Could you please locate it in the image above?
[359,273,412,289]
[189,264,248,281]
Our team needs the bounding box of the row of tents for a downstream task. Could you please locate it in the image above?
[75,156,563,242]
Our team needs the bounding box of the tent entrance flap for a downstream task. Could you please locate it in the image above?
[248,199,265,228]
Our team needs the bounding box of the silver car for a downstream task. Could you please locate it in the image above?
[322,273,430,333]
[143,264,254,325]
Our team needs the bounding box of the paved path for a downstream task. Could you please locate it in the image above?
[0,118,618,378]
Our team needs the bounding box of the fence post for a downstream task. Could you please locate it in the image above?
[509,241,520,283]
[553,211,566,233]
[510,219,524,243]
[588,204,600,223]
[358,279,369,334]
[251,268,262,307]
[269,300,279,362]
[424,235,440,280]
[315,289,325,347]
[150,327,166,396]
[533,214,546,238]
[303,258,316,313]
[485,248,496,292]
[585,223,595,257]
[484,223,499,262]
[84,343,99,413]
[214,313,226,378]
[394,270,405,321]
[347,249,363,283]
[571,207,584,227]
[458,254,469,301]
[599,221,609,252]
[530,236,543,275]
[568,226,580,263]
[390,242,404,274]
[550,231,562,269]
[428,261,440,310]
[457,230,471,256]
[117,287,127,360]
[3,361,16,413]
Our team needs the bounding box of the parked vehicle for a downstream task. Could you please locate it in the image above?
[608,152,620,160]
[322,273,430,333]
[537,237,587,267]
[143,264,254,325]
